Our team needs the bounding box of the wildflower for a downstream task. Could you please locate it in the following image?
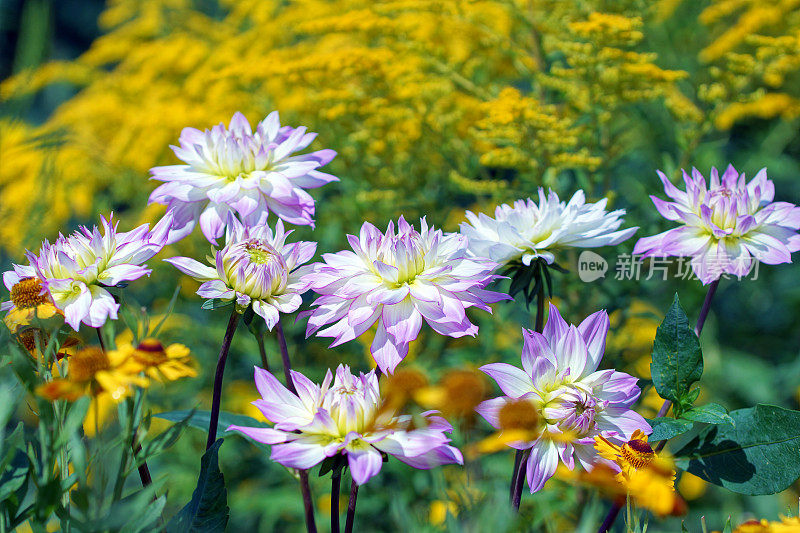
[633,165,800,284]
[149,111,338,244]
[1,276,60,332]
[302,216,509,374]
[228,364,463,484]
[38,346,148,403]
[5,213,172,331]
[460,189,637,267]
[475,304,649,493]
[165,215,315,328]
[593,430,685,516]
[112,338,197,382]
[415,369,488,419]
[473,398,541,454]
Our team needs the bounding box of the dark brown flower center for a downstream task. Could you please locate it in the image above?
[621,438,654,469]
[10,277,48,310]
[69,347,111,382]
[132,338,168,366]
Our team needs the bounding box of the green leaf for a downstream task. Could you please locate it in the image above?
[201,299,234,311]
[648,417,693,442]
[154,410,269,441]
[722,516,733,533]
[650,294,703,410]
[167,439,229,533]
[676,404,800,495]
[55,397,91,447]
[150,284,182,338]
[682,403,735,426]
[137,409,193,465]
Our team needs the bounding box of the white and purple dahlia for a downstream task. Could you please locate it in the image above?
[634,165,800,284]
[476,303,649,493]
[165,215,315,329]
[149,111,338,244]
[228,364,463,485]
[460,189,637,267]
[301,216,510,374]
[3,213,173,330]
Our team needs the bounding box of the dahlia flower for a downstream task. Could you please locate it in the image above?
[476,303,649,493]
[633,165,800,284]
[460,189,637,266]
[165,215,315,329]
[149,111,338,244]
[302,216,509,374]
[3,213,172,331]
[228,364,463,485]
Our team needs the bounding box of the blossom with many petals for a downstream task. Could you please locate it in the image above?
[3,213,172,330]
[302,216,509,374]
[633,165,800,284]
[228,364,463,485]
[460,189,637,267]
[476,304,649,493]
[165,215,314,329]
[149,111,338,244]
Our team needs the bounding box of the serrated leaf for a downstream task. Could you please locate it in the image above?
[650,294,703,409]
[167,439,229,533]
[682,403,735,426]
[676,404,800,495]
[648,417,693,442]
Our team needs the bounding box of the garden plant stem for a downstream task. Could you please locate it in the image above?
[206,308,239,450]
[597,279,721,532]
[255,332,270,372]
[331,469,341,533]
[344,479,359,533]
[510,280,546,510]
[275,317,318,533]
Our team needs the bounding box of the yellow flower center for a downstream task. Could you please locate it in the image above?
[498,399,539,430]
[132,338,169,366]
[621,438,655,470]
[245,240,279,265]
[69,347,111,382]
[10,277,48,309]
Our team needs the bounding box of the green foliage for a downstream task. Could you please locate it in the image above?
[676,404,800,495]
[650,294,703,417]
[154,410,269,444]
[167,439,229,533]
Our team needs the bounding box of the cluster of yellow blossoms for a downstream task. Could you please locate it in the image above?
[698,0,800,129]
[37,339,196,434]
[0,0,706,255]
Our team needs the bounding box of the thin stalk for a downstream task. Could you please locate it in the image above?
[255,332,270,372]
[206,309,240,450]
[95,327,106,352]
[597,502,622,533]
[331,469,341,533]
[299,469,318,533]
[510,278,546,510]
[275,318,295,393]
[599,279,721,531]
[275,318,317,533]
[511,449,531,510]
[344,479,359,533]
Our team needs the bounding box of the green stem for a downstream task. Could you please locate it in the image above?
[510,275,546,510]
